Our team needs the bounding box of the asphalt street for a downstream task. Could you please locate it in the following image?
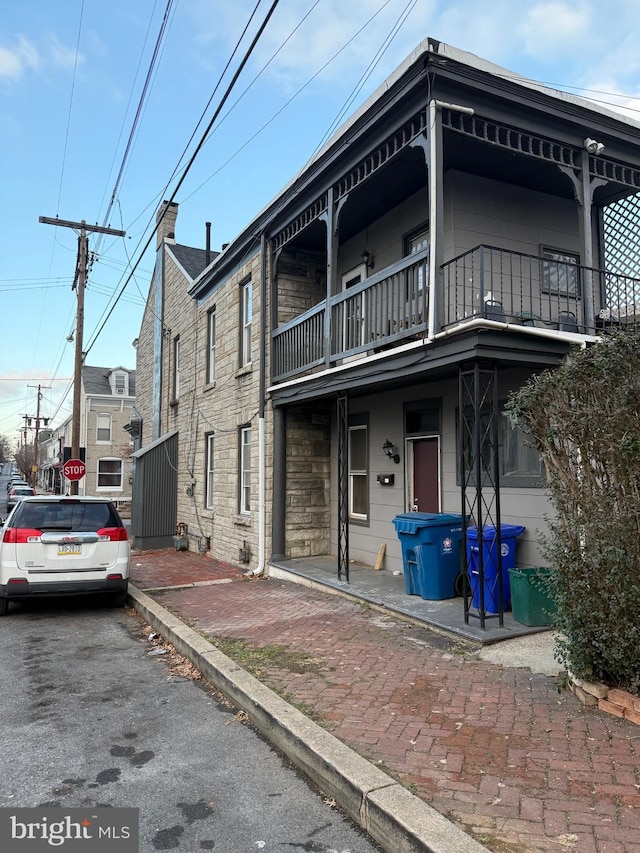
[0,598,382,853]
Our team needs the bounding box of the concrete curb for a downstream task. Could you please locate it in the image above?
[129,584,491,853]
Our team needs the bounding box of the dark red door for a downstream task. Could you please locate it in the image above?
[411,437,439,512]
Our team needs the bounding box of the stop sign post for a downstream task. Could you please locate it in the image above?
[63,458,86,482]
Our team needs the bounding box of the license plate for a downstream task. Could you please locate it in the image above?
[58,544,82,556]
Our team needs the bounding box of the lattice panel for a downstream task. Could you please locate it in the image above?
[603,192,640,278]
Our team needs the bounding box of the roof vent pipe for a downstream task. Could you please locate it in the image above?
[205,222,211,266]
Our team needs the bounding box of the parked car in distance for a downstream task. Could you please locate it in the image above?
[6,477,28,492]
[6,485,36,511]
[0,495,130,616]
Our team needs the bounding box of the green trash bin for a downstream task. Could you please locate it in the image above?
[508,567,557,626]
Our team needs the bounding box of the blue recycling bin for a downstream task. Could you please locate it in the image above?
[467,524,525,614]
[392,512,465,600]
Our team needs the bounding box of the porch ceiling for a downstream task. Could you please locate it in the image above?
[443,129,575,199]
[269,327,573,406]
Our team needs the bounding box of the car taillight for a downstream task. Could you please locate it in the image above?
[2,528,42,544]
[97,527,129,542]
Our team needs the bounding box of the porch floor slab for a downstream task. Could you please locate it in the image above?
[269,555,550,645]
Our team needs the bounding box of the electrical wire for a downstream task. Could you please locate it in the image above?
[82,0,266,349]
[83,0,282,358]
[95,0,176,249]
[313,0,417,151]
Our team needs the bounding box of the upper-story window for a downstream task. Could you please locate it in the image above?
[404,224,429,296]
[541,247,580,296]
[173,336,181,400]
[96,413,111,443]
[240,280,252,367]
[207,307,216,384]
[114,373,127,395]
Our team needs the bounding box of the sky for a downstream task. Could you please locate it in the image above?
[2,0,640,450]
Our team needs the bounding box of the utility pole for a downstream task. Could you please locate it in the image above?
[39,217,125,494]
[24,384,51,489]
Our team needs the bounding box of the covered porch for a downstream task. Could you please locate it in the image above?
[272,243,640,383]
[269,553,549,645]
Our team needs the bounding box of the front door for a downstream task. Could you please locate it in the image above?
[341,264,367,350]
[408,437,439,512]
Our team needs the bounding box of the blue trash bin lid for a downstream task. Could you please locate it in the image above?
[467,524,525,540]
[393,512,464,534]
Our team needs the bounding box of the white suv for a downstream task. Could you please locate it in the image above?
[0,495,130,616]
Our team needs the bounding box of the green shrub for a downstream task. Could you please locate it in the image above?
[507,330,640,693]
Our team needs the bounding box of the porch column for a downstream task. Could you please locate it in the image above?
[578,148,606,332]
[337,392,349,582]
[324,188,338,367]
[271,406,286,560]
[427,102,445,338]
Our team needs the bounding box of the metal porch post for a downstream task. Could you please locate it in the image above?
[337,393,349,582]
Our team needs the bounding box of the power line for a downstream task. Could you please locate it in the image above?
[55,0,85,214]
[95,0,177,246]
[81,0,266,350]
[83,0,282,357]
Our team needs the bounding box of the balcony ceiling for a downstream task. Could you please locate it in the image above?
[290,122,633,254]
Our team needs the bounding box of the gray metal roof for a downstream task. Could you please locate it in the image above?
[82,365,136,396]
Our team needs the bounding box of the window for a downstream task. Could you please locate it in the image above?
[541,248,580,296]
[97,458,123,489]
[239,426,251,514]
[348,423,368,521]
[241,280,252,366]
[173,336,181,400]
[207,307,216,384]
[114,373,127,395]
[205,432,215,510]
[341,266,367,350]
[96,413,111,443]
[404,225,429,296]
[457,403,543,487]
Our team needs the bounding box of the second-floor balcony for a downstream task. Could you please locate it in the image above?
[272,245,640,383]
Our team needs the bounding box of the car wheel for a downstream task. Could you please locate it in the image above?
[110,590,128,608]
[0,597,8,617]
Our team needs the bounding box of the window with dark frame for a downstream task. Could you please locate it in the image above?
[541,247,580,296]
[456,403,543,487]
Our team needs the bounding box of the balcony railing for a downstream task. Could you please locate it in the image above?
[442,245,640,335]
[271,244,640,383]
[272,249,428,381]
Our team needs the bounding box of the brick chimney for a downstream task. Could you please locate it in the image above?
[156,200,178,249]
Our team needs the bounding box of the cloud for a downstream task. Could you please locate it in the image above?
[517,2,591,60]
[186,0,434,88]
[46,34,83,71]
[0,32,83,83]
[0,35,40,80]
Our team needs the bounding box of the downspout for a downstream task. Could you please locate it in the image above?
[252,232,268,576]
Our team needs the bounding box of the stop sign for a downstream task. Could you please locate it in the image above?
[63,458,86,481]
